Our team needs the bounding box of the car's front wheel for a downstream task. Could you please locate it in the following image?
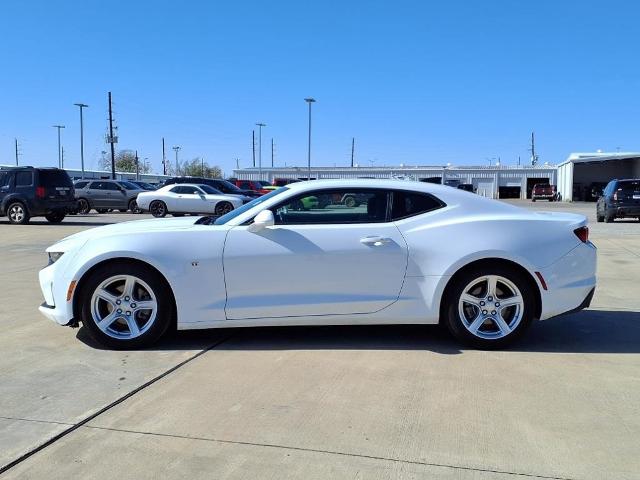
[443,266,535,349]
[215,201,233,216]
[77,198,91,214]
[129,199,141,213]
[149,200,167,218]
[7,202,30,224]
[79,262,173,349]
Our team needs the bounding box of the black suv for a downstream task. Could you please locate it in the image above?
[596,179,640,223]
[163,177,258,200]
[0,167,75,224]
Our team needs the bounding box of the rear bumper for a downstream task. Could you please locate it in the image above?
[29,199,77,215]
[538,242,597,320]
[612,206,640,217]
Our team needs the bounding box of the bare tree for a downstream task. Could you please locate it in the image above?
[99,150,152,174]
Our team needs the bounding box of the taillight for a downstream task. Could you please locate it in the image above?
[613,191,618,201]
[574,226,589,243]
[36,186,46,199]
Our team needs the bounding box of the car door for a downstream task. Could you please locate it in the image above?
[223,188,408,320]
[0,171,13,207]
[87,181,107,207]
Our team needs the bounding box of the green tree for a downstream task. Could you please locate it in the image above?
[178,157,222,178]
[99,150,152,174]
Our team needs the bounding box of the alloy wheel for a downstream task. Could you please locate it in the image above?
[9,204,25,223]
[457,274,524,339]
[90,275,158,340]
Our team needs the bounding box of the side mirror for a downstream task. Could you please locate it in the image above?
[247,209,274,233]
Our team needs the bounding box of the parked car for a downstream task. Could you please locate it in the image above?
[130,181,158,191]
[272,178,301,187]
[74,180,143,214]
[231,179,271,194]
[137,183,242,217]
[39,179,596,350]
[0,166,75,224]
[163,177,257,200]
[531,183,557,202]
[596,179,640,223]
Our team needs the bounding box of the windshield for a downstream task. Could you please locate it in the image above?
[214,187,289,225]
[198,184,223,194]
[219,180,243,193]
[119,181,140,190]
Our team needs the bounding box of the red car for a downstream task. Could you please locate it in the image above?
[531,183,557,202]
[231,179,271,195]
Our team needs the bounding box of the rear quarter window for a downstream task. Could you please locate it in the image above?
[15,171,33,186]
[391,191,445,220]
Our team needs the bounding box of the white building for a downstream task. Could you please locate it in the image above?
[232,164,557,199]
[557,152,640,201]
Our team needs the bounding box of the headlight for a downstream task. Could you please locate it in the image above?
[48,252,64,265]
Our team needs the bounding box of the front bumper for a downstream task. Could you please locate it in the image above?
[38,260,75,326]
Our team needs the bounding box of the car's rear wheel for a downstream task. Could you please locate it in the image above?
[45,211,66,223]
[596,213,604,222]
[605,213,614,223]
[343,195,357,208]
[215,201,233,215]
[443,266,535,349]
[128,199,141,213]
[149,200,167,218]
[77,198,91,214]
[79,263,173,349]
[7,202,30,224]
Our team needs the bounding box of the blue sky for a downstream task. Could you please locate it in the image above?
[1,0,639,175]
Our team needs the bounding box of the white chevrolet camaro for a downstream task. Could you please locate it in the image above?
[136,183,243,217]
[39,179,597,349]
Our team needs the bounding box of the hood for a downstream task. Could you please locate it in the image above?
[47,216,201,253]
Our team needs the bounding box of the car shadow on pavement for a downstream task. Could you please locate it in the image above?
[76,308,640,354]
[0,219,114,227]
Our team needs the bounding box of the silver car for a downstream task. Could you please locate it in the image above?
[74,180,143,214]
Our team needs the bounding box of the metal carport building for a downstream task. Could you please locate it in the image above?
[557,152,640,201]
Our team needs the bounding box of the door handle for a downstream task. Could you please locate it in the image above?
[360,236,391,246]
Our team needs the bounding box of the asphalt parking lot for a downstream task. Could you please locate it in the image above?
[1,201,639,480]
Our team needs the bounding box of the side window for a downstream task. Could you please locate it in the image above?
[391,191,445,220]
[0,172,10,187]
[103,182,120,191]
[75,181,89,189]
[272,189,389,225]
[170,186,184,194]
[89,182,103,190]
[604,181,615,196]
[15,171,33,186]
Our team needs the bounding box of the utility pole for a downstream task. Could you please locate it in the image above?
[255,123,266,179]
[135,150,139,180]
[530,131,537,166]
[235,157,240,169]
[252,130,256,167]
[162,138,166,175]
[351,137,355,167]
[74,102,88,179]
[61,146,65,168]
[201,157,205,177]
[14,138,19,165]
[107,92,117,179]
[304,98,315,180]
[172,146,181,175]
[271,138,274,167]
[52,125,65,168]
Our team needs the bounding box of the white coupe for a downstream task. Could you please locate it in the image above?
[136,183,243,217]
[39,179,596,349]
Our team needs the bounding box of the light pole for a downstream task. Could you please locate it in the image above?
[304,98,315,180]
[74,103,88,178]
[172,146,181,175]
[256,123,266,179]
[52,125,65,168]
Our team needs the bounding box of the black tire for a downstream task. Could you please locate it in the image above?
[344,195,357,208]
[605,213,614,223]
[6,201,30,224]
[443,265,536,349]
[128,199,141,213]
[532,198,536,202]
[79,261,173,349]
[149,200,167,218]
[596,212,604,223]
[45,211,66,223]
[96,208,109,214]
[172,213,185,217]
[77,198,91,214]
[119,209,128,213]
[215,201,233,216]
